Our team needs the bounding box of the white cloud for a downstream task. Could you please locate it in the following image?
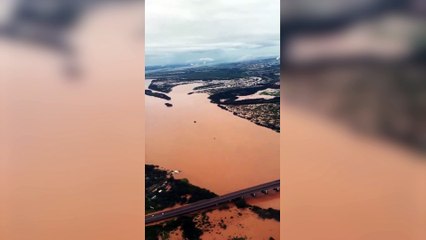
[199,57,214,62]
[146,0,280,65]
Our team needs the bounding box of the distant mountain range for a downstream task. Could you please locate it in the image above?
[146,57,280,75]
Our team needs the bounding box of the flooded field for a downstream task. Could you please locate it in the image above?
[146,82,280,209]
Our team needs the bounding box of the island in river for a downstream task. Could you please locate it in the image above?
[146,58,280,132]
[145,58,280,239]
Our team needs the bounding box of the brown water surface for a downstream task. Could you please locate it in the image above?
[146,83,280,209]
[0,4,145,240]
[281,101,426,240]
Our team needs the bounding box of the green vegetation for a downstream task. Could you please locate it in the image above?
[145,165,217,213]
[218,219,227,229]
[233,198,249,209]
[146,216,203,240]
[233,198,280,221]
[220,103,280,132]
[145,165,218,240]
[250,206,280,221]
[181,216,204,240]
[146,58,280,133]
[145,89,171,100]
[218,203,230,211]
[145,164,280,239]
[147,58,280,82]
[229,236,248,240]
[145,219,180,240]
[197,212,212,228]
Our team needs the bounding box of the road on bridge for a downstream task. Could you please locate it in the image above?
[145,179,280,224]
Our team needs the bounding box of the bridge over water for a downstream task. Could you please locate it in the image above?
[145,179,280,224]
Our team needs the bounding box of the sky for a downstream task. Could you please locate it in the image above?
[145,0,280,66]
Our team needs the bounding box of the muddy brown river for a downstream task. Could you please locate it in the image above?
[1,4,145,240]
[145,82,280,209]
[281,101,426,240]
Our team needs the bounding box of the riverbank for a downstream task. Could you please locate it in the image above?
[145,165,280,240]
[146,82,280,209]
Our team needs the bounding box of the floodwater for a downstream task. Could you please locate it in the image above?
[145,82,280,209]
[0,3,145,240]
[168,207,279,240]
[281,101,426,240]
[203,207,280,240]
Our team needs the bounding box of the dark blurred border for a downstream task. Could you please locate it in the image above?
[281,0,425,151]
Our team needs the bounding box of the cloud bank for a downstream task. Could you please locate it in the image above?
[146,0,280,66]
